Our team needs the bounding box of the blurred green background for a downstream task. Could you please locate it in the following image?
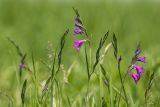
[0,0,160,106]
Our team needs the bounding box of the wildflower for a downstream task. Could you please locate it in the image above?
[132,64,144,75]
[136,56,146,63]
[73,40,86,52]
[72,8,88,52]
[73,29,83,35]
[129,72,140,83]
[73,20,84,36]
[129,45,146,84]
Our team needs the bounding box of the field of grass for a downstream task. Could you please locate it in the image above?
[0,0,160,107]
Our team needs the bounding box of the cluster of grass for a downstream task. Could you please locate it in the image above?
[0,0,160,107]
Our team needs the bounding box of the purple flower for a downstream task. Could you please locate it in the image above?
[73,29,83,35]
[132,64,144,75]
[73,40,86,52]
[129,45,146,84]
[136,56,146,63]
[19,63,25,69]
[129,72,140,83]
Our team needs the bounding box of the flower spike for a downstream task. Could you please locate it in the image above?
[129,44,146,84]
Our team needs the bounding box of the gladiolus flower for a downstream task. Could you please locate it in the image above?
[73,29,83,35]
[129,72,140,83]
[73,40,86,51]
[132,64,144,75]
[136,56,146,63]
[129,45,146,84]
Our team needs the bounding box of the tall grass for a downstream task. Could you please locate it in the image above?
[0,1,160,107]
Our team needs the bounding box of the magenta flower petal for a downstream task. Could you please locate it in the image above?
[73,40,86,52]
[73,29,82,35]
[129,72,140,83]
[136,56,146,63]
[132,64,144,75]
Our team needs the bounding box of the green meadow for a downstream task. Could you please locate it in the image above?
[0,0,160,107]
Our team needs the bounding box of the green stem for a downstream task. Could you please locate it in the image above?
[109,76,113,107]
[85,45,90,81]
[118,66,132,106]
[99,70,104,106]
[50,53,56,107]
[117,62,129,107]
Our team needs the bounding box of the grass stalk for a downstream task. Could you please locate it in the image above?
[109,76,113,107]
[117,61,129,107]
